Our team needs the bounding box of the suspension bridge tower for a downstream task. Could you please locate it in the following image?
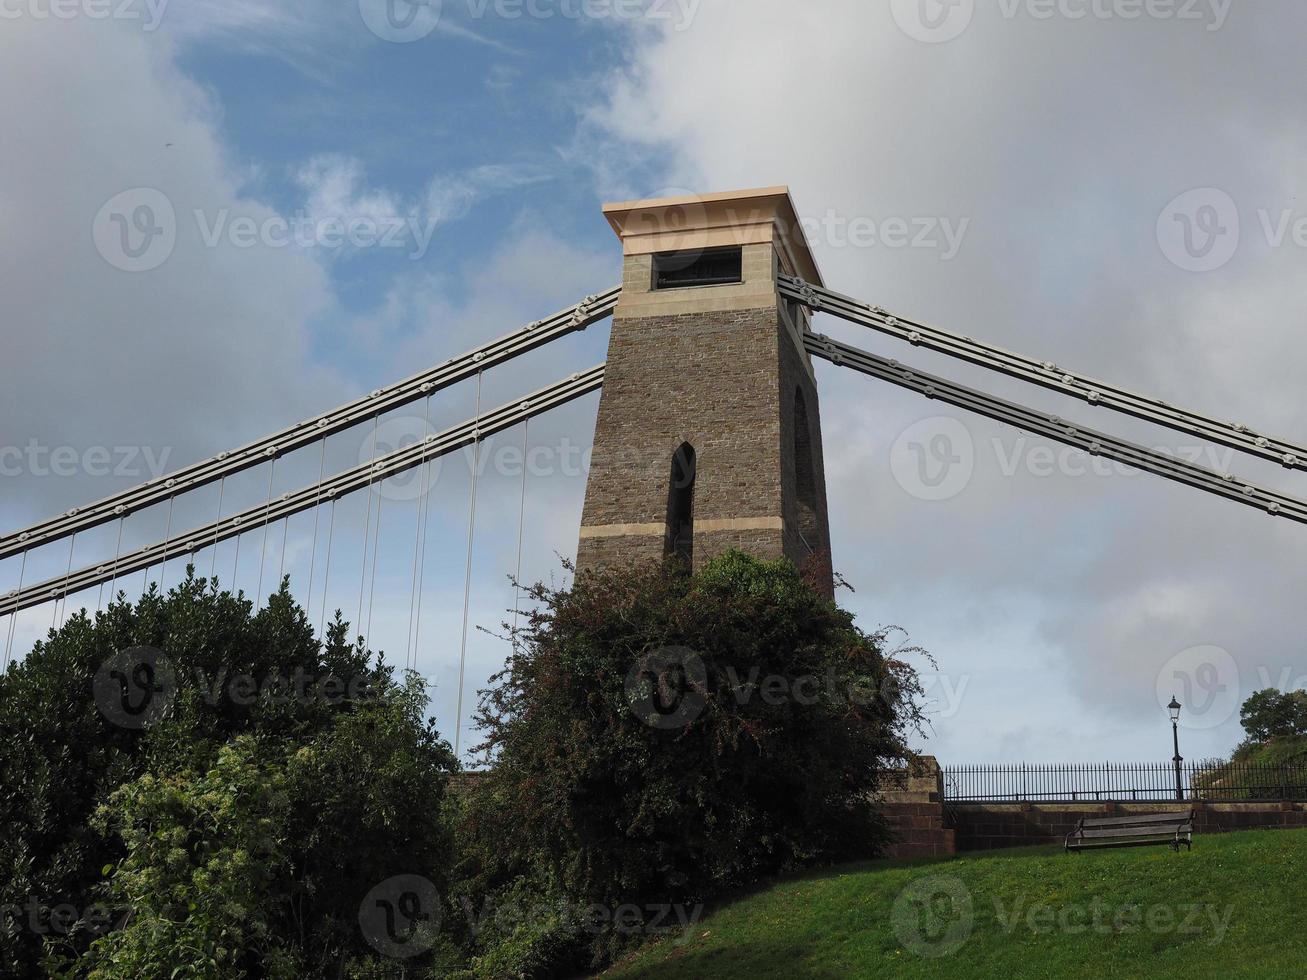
[577,187,833,592]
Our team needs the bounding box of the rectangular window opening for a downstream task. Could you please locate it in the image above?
[653,246,743,290]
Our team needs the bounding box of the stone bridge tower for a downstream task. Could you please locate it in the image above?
[577,187,833,593]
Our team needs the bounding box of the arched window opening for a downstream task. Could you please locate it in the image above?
[793,389,821,550]
[665,443,696,567]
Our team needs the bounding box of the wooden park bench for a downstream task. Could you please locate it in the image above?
[1065,810,1194,852]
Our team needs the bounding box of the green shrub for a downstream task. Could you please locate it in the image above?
[459,551,927,970]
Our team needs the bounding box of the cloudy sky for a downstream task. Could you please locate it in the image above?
[3,0,1304,768]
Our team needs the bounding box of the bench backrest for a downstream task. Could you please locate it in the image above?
[1078,810,1194,831]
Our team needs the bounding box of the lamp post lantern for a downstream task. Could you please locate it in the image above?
[1168,696,1184,801]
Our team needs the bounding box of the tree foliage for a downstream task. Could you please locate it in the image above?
[1239,688,1307,747]
[2,554,928,978]
[459,551,927,968]
[0,572,458,978]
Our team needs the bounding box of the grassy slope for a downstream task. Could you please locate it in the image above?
[604,828,1307,979]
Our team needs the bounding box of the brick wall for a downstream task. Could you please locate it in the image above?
[876,756,957,859]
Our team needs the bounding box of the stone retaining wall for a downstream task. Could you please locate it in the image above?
[951,800,1307,851]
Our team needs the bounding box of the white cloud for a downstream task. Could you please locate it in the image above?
[297,156,407,227]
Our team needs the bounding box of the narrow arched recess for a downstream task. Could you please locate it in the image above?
[665,443,696,567]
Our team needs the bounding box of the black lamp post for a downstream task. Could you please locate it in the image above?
[1168,696,1184,801]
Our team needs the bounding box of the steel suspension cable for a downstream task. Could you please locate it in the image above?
[319,497,337,641]
[406,396,434,672]
[366,471,385,642]
[1,289,619,562]
[358,415,379,640]
[411,423,439,675]
[3,550,25,671]
[256,457,277,609]
[231,531,242,593]
[808,333,1307,527]
[58,533,76,629]
[155,497,174,598]
[105,516,125,612]
[278,517,289,589]
[4,367,605,617]
[511,418,530,642]
[454,372,484,762]
[209,476,225,582]
[306,437,327,618]
[782,276,1307,475]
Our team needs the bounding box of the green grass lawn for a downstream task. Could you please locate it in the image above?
[602,828,1307,979]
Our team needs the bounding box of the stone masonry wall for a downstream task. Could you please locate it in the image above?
[578,290,831,590]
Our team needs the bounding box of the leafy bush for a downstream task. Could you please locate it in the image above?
[459,551,927,970]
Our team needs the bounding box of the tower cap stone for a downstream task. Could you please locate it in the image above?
[602,186,824,288]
